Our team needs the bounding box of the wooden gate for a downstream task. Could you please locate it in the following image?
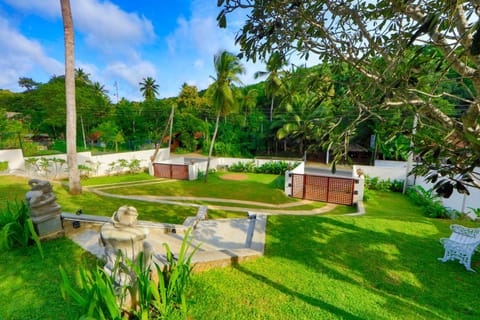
[153,163,189,180]
[291,174,355,205]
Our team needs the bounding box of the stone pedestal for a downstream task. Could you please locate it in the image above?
[35,215,64,239]
[100,223,149,265]
[99,206,154,310]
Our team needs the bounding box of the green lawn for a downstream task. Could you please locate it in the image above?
[102,172,298,204]
[187,192,480,319]
[3,177,479,319]
[0,176,239,223]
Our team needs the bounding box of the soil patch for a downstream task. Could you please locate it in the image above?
[220,173,248,181]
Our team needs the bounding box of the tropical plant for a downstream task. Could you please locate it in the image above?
[217,0,480,193]
[61,228,198,319]
[0,161,8,172]
[128,159,141,174]
[204,50,245,182]
[60,262,123,320]
[275,93,324,155]
[75,68,91,85]
[139,77,159,101]
[60,0,82,194]
[254,52,287,122]
[406,186,448,218]
[0,201,43,258]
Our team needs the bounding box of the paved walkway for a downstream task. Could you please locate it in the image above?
[86,180,340,215]
[66,179,363,271]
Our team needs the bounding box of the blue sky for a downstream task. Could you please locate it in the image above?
[0,0,273,101]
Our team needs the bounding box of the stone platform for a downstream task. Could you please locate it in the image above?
[62,213,266,272]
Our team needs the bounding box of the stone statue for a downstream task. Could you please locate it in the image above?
[100,206,153,287]
[25,179,62,224]
[25,179,63,238]
[111,205,139,227]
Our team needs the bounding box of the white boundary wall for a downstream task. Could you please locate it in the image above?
[353,161,408,181]
[0,149,24,174]
[353,161,480,213]
[0,148,169,178]
[415,171,480,213]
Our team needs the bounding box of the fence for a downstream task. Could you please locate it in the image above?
[285,163,363,206]
[0,148,170,178]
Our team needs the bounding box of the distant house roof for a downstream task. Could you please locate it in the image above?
[348,143,369,152]
[6,112,21,119]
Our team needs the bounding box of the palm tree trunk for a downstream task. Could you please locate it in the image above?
[61,0,81,194]
[269,96,275,122]
[205,111,221,183]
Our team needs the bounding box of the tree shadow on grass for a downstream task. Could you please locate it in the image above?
[232,263,365,320]
[265,215,480,319]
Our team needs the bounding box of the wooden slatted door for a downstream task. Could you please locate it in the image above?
[291,174,355,205]
[153,163,189,180]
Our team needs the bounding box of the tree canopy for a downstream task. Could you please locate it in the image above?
[218,0,480,192]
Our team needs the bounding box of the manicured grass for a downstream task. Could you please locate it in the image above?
[5,177,477,318]
[105,172,299,204]
[187,191,480,319]
[79,172,156,186]
[0,238,97,320]
[1,176,199,224]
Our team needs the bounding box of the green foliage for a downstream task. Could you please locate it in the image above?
[406,186,448,218]
[128,159,141,173]
[153,228,199,317]
[466,207,480,219]
[0,201,43,257]
[227,160,297,175]
[60,262,122,320]
[0,161,7,172]
[61,229,198,319]
[51,140,67,153]
[364,175,404,193]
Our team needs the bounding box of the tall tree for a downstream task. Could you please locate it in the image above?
[60,0,81,194]
[275,93,324,155]
[218,0,480,192]
[254,52,286,122]
[139,77,159,101]
[75,68,91,85]
[205,51,245,182]
[18,77,38,92]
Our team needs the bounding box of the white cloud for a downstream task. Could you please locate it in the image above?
[72,0,155,57]
[0,16,62,88]
[2,0,59,18]
[166,1,236,58]
[194,59,204,69]
[3,0,155,58]
[103,60,157,100]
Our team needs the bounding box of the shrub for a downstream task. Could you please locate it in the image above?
[0,161,8,172]
[227,160,297,175]
[128,159,142,173]
[406,186,448,218]
[0,201,43,257]
[61,228,197,319]
[364,175,404,193]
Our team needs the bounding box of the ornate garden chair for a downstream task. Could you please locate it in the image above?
[439,224,480,272]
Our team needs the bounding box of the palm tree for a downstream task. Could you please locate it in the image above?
[205,51,245,182]
[240,88,258,126]
[275,93,324,155]
[139,77,159,101]
[75,68,91,84]
[60,0,81,194]
[254,52,287,122]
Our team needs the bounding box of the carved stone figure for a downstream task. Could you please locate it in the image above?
[100,206,152,285]
[25,179,63,238]
[25,179,62,223]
